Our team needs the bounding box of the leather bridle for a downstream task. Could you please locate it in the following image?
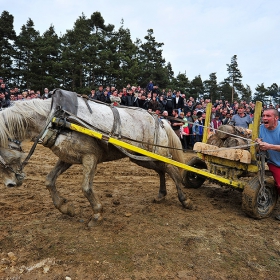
[0,140,25,181]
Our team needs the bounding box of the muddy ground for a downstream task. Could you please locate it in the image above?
[0,142,280,280]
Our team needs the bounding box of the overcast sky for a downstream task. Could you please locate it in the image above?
[2,0,280,92]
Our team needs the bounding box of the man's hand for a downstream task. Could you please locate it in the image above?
[256,138,271,151]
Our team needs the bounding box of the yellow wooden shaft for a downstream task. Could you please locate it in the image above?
[250,101,262,161]
[52,117,243,188]
[202,102,212,143]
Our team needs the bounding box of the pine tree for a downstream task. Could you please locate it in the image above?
[36,25,61,90]
[253,83,268,103]
[203,73,218,102]
[189,75,204,100]
[171,72,190,96]
[0,11,16,83]
[137,29,168,88]
[240,84,252,103]
[13,18,40,89]
[111,21,139,88]
[267,83,279,104]
[218,80,233,102]
[225,55,243,103]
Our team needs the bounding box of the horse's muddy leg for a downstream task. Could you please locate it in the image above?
[154,170,167,203]
[131,160,167,203]
[45,159,75,216]
[165,164,193,210]
[81,155,103,227]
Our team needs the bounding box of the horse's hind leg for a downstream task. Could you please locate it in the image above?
[154,169,167,202]
[165,164,193,209]
[131,160,167,202]
[45,159,75,216]
[81,154,103,227]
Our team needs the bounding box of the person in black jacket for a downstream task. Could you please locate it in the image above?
[99,89,111,104]
[125,89,139,107]
[0,92,11,109]
[172,90,184,112]
[165,90,173,116]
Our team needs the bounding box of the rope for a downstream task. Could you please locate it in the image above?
[165,115,253,142]
[193,142,258,153]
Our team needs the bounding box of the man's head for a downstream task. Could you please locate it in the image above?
[172,109,179,116]
[237,105,245,116]
[262,109,279,130]
[215,113,220,119]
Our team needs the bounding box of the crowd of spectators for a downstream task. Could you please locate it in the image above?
[0,77,52,109]
[86,81,280,151]
[1,78,279,152]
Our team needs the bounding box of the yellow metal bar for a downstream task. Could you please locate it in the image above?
[202,102,212,143]
[52,117,243,188]
[250,101,262,161]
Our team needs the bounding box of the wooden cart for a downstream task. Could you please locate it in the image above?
[183,101,278,218]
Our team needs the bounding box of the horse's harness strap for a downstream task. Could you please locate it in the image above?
[0,154,8,168]
[0,153,23,178]
[21,109,60,167]
[81,95,93,114]
[109,105,122,138]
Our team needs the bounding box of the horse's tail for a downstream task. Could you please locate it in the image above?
[163,120,185,175]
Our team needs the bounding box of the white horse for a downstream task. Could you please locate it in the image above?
[0,89,191,226]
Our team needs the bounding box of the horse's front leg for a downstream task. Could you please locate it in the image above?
[45,159,75,216]
[81,154,103,227]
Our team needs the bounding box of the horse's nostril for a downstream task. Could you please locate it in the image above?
[7,183,17,188]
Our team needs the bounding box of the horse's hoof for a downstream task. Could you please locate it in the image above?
[67,204,76,217]
[183,198,193,210]
[153,196,166,204]
[87,214,103,227]
[60,203,75,217]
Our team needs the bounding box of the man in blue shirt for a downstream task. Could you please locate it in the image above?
[256,108,280,220]
[231,105,252,128]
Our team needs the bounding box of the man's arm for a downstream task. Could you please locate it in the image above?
[256,138,280,152]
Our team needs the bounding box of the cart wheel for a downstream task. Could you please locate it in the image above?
[242,176,278,219]
[183,157,207,189]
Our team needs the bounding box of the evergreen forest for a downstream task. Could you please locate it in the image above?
[0,10,279,104]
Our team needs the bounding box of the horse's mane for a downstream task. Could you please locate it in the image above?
[0,99,51,147]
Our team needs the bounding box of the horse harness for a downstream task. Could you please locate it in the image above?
[0,139,25,181]
[38,89,165,161]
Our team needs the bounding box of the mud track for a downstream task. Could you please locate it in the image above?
[1,143,280,279]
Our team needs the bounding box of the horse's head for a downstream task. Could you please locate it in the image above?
[0,147,26,187]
